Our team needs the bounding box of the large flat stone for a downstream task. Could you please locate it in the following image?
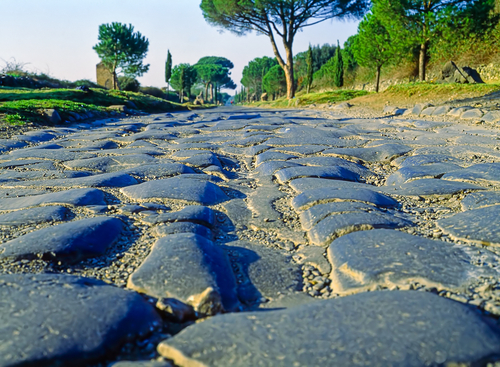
[158,291,500,367]
[308,212,411,247]
[399,154,463,168]
[0,205,70,226]
[128,233,240,315]
[442,163,500,184]
[252,161,302,178]
[289,156,375,178]
[381,178,483,196]
[0,217,123,262]
[461,191,500,210]
[438,205,500,246]
[275,166,360,184]
[223,241,302,306]
[323,143,412,162]
[0,188,105,211]
[154,222,213,239]
[122,163,195,179]
[3,172,138,189]
[154,205,215,227]
[0,274,161,367]
[385,163,463,186]
[328,229,476,294]
[292,188,399,212]
[63,154,157,173]
[289,177,383,193]
[300,202,382,231]
[120,177,228,205]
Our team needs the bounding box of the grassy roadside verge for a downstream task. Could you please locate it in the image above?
[244,82,500,112]
[0,87,214,126]
[248,90,370,108]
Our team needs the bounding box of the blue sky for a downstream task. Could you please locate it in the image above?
[1,0,360,92]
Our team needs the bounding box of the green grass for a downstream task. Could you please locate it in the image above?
[0,87,191,125]
[249,89,371,108]
[384,82,500,98]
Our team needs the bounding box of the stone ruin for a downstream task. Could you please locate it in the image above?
[96,62,115,89]
[439,61,484,84]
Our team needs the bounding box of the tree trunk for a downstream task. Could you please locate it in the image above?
[284,41,295,99]
[375,65,381,93]
[419,42,427,81]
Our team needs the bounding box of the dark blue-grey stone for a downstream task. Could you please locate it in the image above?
[128,233,240,314]
[324,144,412,163]
[172,152,221,168]
[227,134,271,147]
[244,144,272,157]
[275,166,361,184]
[290,156,375,179]
[400,154,463,168]
[121,131,176,142]
[255,151,297,166]
[8,171,139,188]
[6,149,96,161]
[292,188,399,212]
[272,145,330,155]
[438,205,500,246]
[154,205,215,228]
[461,191,500,210]
[0,139,28,152]
[308,212,411,247]
[0,169,91,183]
[381,178,483,196]
[300,202,382,231]
[0,205,70,226]
[0,158,42,168]
[289,177,385,194]
[0,273,161,367]
[386,163,463,186]
[123,163,195,179]
[120,177,228,205]
[226,114,261,120]
[223,241,302,306]
[328,229,474,293]
[442,163,500,184]
[109,362,172,367]
[0,188,105,211]
[63,154,157,173]
[154,222,213,239]
[253,161,302,177]
[158,291,500,367]
[0,217,123,262]
[16,131,57,143]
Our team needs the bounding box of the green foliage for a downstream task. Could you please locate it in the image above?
[170,64,198,101]
[165,50,173,85]
[118,76,140,92]
[250,89,370,107]
[93,22,150,84]
[262,65,287,97]
[333,41,344,88]
[195,56,236,103]
[3,113,24,125]
[200,0,369,98]
[241,56,278,98]
[306,45,314,93]
[294,44,338,89]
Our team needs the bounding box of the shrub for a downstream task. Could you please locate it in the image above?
[118,76,140,92]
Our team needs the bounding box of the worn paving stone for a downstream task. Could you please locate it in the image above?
[461,108,484,119]
[0,217,124,262]
[386,163,463,186]
[328,229,478,294]
[381,178,483,196]
[63,154,157,173]
[289,156,375,178]
[461,191,500,210]
[0,273,161,367]
[153,205,215,227]
[255,151,297,166]
[0,205,70,226]
[154,222,213,239]
[158,290,500,367]
[438,205,500,246]
[109,362,172,367]
[289,177,384,193]
[223,241,302,306]
[399,154,463,168]
[0,169,91,183]
[275,165,361,184]
[299,201,383,231]
[128,233,240,315]
[292,188,399,212]
[0,188,105,211]
[3,171,139,189]
[442,163,500,185]
[252,160,302,178]
[122,163,195,179]
[323,143,412,162]
[308,212,412,247]
[4,148,96,161]
[171,151,222,168]
[120,176,229,205]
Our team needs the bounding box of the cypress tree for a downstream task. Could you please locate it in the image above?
[165,50,172,96]
[306,44,313,94]
[333,40,344,88]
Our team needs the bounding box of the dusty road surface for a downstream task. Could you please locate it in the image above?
[1,106,500,366]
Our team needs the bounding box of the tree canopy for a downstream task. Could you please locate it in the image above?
[170,63,197,102]
[93,22,149,89]
[262,64,287,97]
[194,56,235,103]
[241,56,278,100]
[200,0,369,98]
